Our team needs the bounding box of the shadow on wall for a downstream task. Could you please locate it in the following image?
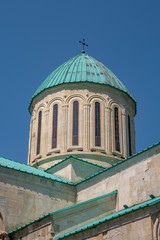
[0,212,10,240]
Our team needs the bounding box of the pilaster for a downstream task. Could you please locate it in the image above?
[42,109,49,156]
[27,118,33,164]
[105,106,112,154]
[62,104,69,152]
[31,116,36,163]
[131,116,136,154]
[83,104,91,151]
[122,109,127,158]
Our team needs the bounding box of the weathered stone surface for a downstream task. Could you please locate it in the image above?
[76,144,160,210]
[52,192,116,238]
[28,84,135,168]
[47,157,104,183]
[60,204,160,240]
[0,167,75,232]
[10,191,117,239]
[11,216,54,240]
[0,231,10,240]
[2,143,160,239]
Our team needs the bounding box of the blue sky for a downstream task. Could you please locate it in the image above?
[0,0,159,164]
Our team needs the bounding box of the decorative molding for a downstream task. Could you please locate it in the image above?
[47,96,64,107]
[36,103,46,112]
[46,149,60,156]
[66,93,86,104]
[88,94,106,103]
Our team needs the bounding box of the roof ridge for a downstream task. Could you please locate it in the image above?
[75,141,160,185]
[44,155,72,172]
[70,155,107,168]
[49,190,117,215]
[0,156,74,185]
[0,156,44,170]
[8,190,118,235]
[45,155,106,172]
[54,195,160,239]
[8,193,160,237]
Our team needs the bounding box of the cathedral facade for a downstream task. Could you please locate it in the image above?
[0,51,160,240]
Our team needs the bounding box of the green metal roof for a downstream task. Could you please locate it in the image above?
[55,196,160,239]
[75,142,160,185]
[29,53,136,113]
[33,152,120,168]
[8,193,160,237]
[45,155,106,173]
[0,156,73,185]
[8,190,117,235]
[2,142,159,188]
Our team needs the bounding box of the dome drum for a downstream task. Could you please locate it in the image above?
[28,84,136,169]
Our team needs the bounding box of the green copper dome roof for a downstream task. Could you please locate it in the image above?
[29,54,136,112]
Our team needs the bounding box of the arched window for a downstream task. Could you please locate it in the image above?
[114,107,120,152]
[36,111,42,155]
[72,101,79,145]
[95,102,101,146]
[128,115,132,156]
[52,104,58,148]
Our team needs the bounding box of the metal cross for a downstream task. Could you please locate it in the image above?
[79,38,88,53]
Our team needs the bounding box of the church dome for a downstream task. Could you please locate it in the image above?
[28,53,136,169]
[29,54,135,112]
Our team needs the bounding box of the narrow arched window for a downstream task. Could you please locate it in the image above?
[114,107,120,151]
[36,111,42,155]
[95,102,101,146]
[128,115,132,156]
[52,104,58,148]
[72,101,79,145]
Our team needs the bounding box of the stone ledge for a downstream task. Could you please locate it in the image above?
[67,147,83,152]
[46,149,61,156]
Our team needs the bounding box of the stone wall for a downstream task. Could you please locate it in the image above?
[28,83,136,168]
[69,216,152,240]
[76,144,160,210]
[60,204,160,240]
[10,199,160,240]
[10,216,54,240]
[0,166,75,232]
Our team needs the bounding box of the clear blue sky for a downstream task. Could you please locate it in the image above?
[0,0,159,164]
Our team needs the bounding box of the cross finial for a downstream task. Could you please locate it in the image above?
[79,38,88,53]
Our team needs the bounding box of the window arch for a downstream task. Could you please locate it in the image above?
[114,107,120,152]
[72,101,79,145]
[128,115,132,156]
[52,104,58,148]
[95,102,101,146]
[36,111,42,155]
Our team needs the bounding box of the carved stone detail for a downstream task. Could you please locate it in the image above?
[153,217,160,240]
[0,231,10,240]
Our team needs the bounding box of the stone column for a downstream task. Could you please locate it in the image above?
[105,107,112,154]
[27,118,33,164]
[62,104,69,152]
[131,116,136,154]
[31,116,36,162]
[43,109,49,156]
[83,104,91,151]
[122,109,127,158]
